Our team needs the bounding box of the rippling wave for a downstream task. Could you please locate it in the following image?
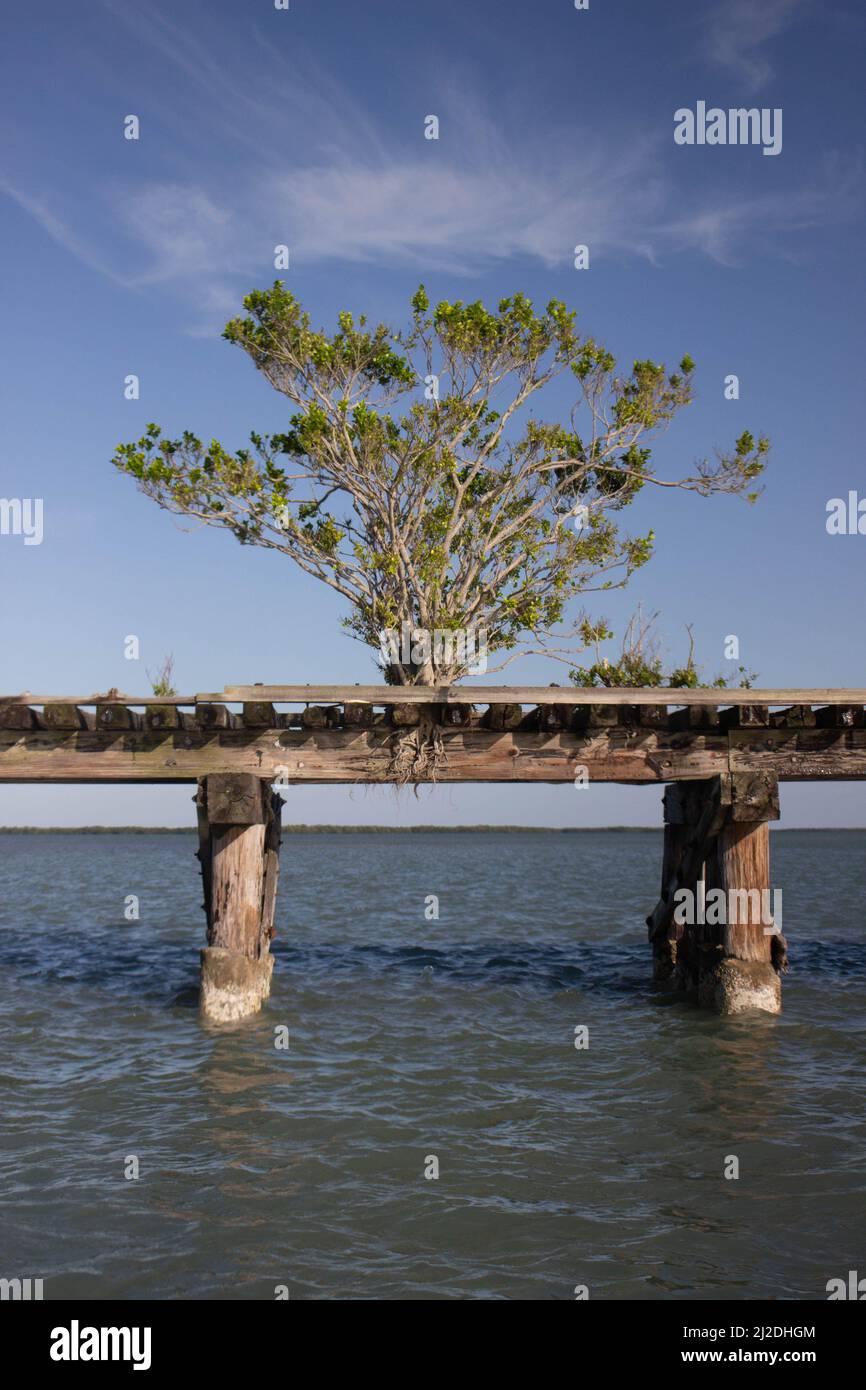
[1,829,864,1299]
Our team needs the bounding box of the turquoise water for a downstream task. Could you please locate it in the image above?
[0,829,864,1300]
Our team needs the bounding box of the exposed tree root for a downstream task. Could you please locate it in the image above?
[387,716,448,792]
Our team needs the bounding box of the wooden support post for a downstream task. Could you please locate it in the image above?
[699,773,783,1016]
[646,777,728,987]
[648,772,784,1015]
[196,773,282,1023]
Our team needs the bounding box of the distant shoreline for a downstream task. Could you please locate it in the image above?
[0,825,863,834]
[1,824,660,834]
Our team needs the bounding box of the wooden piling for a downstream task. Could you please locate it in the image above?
[647,777,727,994]
[197,773,282,1023]
[701,774,782,1015]
[648,772,783,1014]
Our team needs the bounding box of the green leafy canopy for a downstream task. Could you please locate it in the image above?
[113,284,769,683]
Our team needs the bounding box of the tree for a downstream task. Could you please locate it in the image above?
[113,284,768,685]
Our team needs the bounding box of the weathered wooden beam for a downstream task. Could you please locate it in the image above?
[5,723,866,785]
[0,693,195,706]
[0,726,735,783]
[729,729,866,778]
[214,685,866,706]
[7,686,866,709]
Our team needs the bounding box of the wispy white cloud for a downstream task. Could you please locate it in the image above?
[2,1,858,330]
[100,97,860,292]
[700,0,808,92]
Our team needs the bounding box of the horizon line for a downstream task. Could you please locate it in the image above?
[2,825,864,835]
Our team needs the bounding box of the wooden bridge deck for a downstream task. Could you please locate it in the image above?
[2,686,865,784]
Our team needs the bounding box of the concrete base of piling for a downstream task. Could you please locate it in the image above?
[199,947,274,1023]
[703,958,781,1016]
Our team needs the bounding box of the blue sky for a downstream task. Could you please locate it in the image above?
[1,0,865,826]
